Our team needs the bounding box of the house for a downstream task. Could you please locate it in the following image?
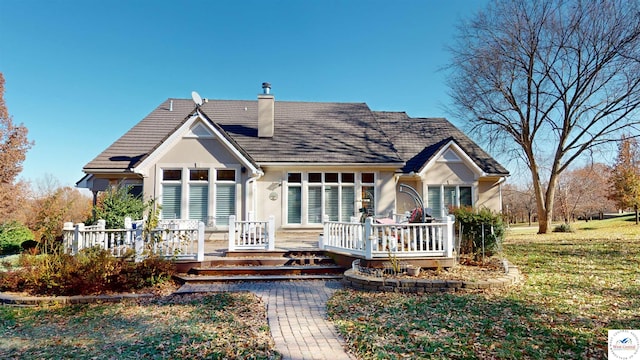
[78,83,509,234]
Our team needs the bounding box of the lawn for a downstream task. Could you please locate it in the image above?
[0,292,279,359]
[327,216,640,359]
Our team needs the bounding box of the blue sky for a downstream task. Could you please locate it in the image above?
[0,0,491,188]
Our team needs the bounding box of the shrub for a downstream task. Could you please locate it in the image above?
[0,247,176,296]
[553,223,574,233]
[0,221,34,255]
[92,185,146,229]
[451,206,505,260]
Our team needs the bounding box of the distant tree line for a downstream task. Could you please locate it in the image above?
[504,137,640,225]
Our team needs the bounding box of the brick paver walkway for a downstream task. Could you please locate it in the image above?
[176,280,355,360]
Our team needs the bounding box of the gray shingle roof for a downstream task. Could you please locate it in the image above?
[82,98,508,177]
[83,99,403,172]
[373,111,509,175]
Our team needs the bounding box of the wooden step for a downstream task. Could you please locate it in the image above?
[207,257,290,266]
[174,274,344,283]
[188,264,346,276]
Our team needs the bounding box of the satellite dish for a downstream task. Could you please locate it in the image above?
[191,91,203,107]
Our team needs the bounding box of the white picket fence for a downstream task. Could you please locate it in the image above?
[62,218,205,261]
[321,215,455,259]
[228,215,275,251]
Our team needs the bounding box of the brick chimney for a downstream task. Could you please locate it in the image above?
[258,82,274,138]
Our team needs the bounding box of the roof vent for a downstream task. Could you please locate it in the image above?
[262,82,271,95]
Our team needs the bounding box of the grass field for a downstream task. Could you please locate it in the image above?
[0,292,279,359]
[327,216,640,359]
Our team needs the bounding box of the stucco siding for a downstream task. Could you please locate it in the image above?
[477,179,503,212]
[158,138,238,166]
[425,161,477,184]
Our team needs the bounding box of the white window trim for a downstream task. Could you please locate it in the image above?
[284,171,373,226]
[426,184,474,218]
[157,165,240,227]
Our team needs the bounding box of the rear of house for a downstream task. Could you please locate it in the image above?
[78,84,509,236]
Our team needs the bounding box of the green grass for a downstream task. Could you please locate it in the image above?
[327,215,640,359]
[0,292,280,359]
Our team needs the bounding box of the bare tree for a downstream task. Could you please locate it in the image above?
[503,183,537,225]
[448,0,640,233]
[0,72,33,221]
[555,163,614,223]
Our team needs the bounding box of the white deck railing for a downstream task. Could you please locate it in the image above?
[62,217,205,261]
[321,215,455,259]
[228,215,275,251]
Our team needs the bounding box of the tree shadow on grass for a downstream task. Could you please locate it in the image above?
[329,289,619,359]
[0,293,279,360]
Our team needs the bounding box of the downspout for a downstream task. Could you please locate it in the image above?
[496,176,506,213]
[245,170,264,220]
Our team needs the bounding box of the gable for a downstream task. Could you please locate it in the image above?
[419,141,484,178]
[158,133,238,165]
[133,113,261,176]
[374,113,509,176]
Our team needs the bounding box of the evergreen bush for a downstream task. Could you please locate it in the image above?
[0,222,34,255]
[92,185,145,229]
[451,207,505,260]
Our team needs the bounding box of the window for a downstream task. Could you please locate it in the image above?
[427,187,441,218]
[162,169,182,219]
[160,167,238,226]
[308,173,322,223]
[341,186,355,222]
[460,186,472,207]
[217,169,235,181]
[215,169,236,226]
[361,173,375,216]
[287,173,302,224]
[307,172,355,223]
[444,186,457,210]
[286,171,360,225]
[427,185,473,218]
[190,170,208,181]
[189,169,208,223]
[163,169,182,181]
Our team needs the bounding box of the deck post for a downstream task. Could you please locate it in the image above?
[320,215,330,250]
[445,215,455,258]
[123,217,132,251]
[228,215,236,251]
[364,217,373,260]
[63,222,74,254]
[267,215,275,251]
[71,223,84,255]
[134,231,144,263]
[75,223,84,254]
[197,221,205,261]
